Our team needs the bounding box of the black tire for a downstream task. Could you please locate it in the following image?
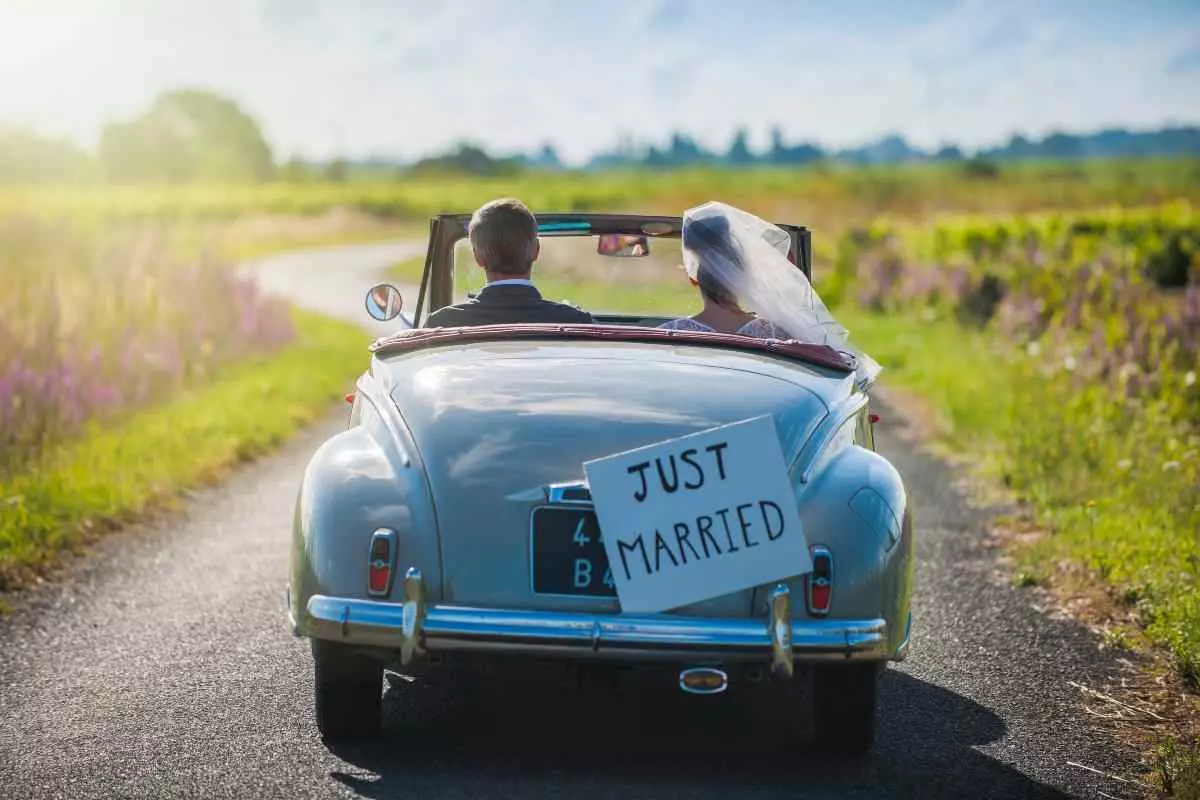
[312,638,383,741]
[810,662,881,756]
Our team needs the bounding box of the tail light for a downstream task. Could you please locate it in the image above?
[806,545,832,615]
[367,528,397,596]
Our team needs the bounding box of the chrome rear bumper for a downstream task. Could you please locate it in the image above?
[300,568,888,676]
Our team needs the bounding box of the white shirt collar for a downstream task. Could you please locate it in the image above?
[486,278,535,287]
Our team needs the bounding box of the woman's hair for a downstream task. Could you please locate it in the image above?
[683,213,744,307]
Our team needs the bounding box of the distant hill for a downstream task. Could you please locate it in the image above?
[4,98,1197,185]
[306,125,1200,178]
[580,125,1200,170]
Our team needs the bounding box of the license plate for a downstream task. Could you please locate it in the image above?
[530,507,617,596]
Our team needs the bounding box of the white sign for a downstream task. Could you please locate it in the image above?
[582,415,812,614]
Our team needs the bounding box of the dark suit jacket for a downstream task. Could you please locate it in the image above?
[423,283,594,327]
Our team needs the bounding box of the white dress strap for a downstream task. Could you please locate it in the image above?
[657,316,786,338]
[657,317,714,332]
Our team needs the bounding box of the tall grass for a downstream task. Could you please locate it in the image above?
[0,216,293,477]
[835,206,1200,684]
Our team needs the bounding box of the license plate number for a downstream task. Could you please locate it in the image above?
[530,507,617,596]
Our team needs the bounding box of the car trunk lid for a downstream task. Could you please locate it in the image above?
[385,341,842,617]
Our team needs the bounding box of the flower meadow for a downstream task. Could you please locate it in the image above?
[836,203,1200,683]
[0,215,295,477]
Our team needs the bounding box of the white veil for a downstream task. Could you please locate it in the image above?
[681,201,881,389]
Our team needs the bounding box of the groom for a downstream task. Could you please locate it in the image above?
[423,197,595,327]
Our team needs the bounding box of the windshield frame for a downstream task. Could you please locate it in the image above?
[412,212,811,326]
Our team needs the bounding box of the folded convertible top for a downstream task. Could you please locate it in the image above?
[369,323,857,374]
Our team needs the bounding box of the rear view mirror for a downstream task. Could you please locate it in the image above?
[365,283,403,321]
[597,234,650,257]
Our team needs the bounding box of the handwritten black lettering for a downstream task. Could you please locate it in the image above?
[655,456,680,493]
[652,529,679,572]
[705,441,729,480]
[760,500,785,541]
[679,448,704,489]
[695,514,722,558]
[627,462,651,502]
[617,534,651,580]
[673,521,702,564]
[715,507,739,552]
[736,503,759,548]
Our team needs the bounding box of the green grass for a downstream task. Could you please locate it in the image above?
[7,158,1200,237]
[834,305,1200,688]
[833,307,1021,444]
[0,307,369,593]
[389,254,425,283]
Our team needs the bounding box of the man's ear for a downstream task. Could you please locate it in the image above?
[531,239,540,262]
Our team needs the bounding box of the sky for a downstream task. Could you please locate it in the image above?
[1,0,1198,165]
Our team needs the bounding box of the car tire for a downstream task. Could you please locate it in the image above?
[312,638,383,741]
[810,662,881,756]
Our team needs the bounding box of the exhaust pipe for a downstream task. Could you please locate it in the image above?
[679,667,728,695]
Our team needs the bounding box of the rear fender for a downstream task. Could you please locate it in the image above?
[289,371,442,633]
[750,444,913,655]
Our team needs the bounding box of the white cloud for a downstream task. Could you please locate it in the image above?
[0,0,1195,164]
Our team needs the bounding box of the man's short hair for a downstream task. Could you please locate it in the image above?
[469,197,538,275]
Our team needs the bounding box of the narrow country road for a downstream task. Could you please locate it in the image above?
[0,241,1144,799]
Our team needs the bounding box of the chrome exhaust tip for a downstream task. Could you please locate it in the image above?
[679,667,728,695]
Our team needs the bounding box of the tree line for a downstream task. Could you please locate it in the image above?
[1,88,1197,185]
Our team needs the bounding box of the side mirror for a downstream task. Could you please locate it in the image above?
[365,283,404,321]
[597,234,650,257]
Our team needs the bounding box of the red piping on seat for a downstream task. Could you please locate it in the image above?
[368,323,856,373]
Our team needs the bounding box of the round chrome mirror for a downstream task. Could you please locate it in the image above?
[365,283,403,321]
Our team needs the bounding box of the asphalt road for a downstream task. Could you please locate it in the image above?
[0,242,1144,799]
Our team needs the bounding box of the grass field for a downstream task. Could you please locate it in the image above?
[0,307,369,594]
[0,210,391,596]
[6,158,1199,235]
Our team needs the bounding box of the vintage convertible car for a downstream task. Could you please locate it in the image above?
[286,212,914,754]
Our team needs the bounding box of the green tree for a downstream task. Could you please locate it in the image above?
[98,88,274,183]
[725,127,756,165]
[0,126,96,184]
[323,158,349,183]
[278,156,313,182]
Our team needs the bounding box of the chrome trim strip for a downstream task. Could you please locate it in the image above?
[545,481,593,505]
[303,590,888,665]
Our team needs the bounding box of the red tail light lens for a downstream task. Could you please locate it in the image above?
[806,546,832,615]
[367,528,396,596]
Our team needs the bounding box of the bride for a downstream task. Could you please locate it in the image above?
[658,201,881,389]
